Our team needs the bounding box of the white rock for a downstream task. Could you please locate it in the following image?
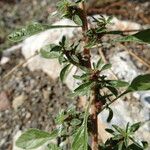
[108,17,141,33]
[22,19,79,80]
[90,15,141,33]
[0,57,10,65]
[110,51,140,82]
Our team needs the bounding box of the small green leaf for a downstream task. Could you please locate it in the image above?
[16,129,57,149]
[127,74,150,92]
[72,107,89,150]
[92,62,97,69]
[141,141,148,149]
[124,137,129,148]
[58,53,66,64]
[73,15,83,26]
[112,134,123,141]
[74,81,93,96]
[73,74,89,81]
[106,86,118,96]
[128,143,145,150]
[96,58,103,69]
[50,45,62,52]
[113,28,150,44]
[60,64,71,82]
[40,44,60,59]
[105,128,115,135]
[71,119,82,126]
[101,64,112,71]
[55,110,68,124]
[129,122,141,133]
[8,22,45,42]
[112,125,124,134]
[129,137,144,149]
[109,80,129,87]
[61,35,66,46]
[8,22,80,42]
[106,107,113,123]
[118,141,123,150]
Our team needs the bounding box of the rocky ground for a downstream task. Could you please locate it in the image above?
[0,0,150,150]
[0,50,73,150]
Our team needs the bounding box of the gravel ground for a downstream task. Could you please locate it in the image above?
[0,50,72,150]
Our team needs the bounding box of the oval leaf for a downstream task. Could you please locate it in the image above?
[107,107,113,123]
[73,15,83,26]
[72,108,89,150]
[73,81,93,96]
[113,28,150,44]
[60,64,71,82]
[129,122,141,133]
[105,128,115,135]
[109,80,129,87]
[16,129,57,149]
[8,22,45,42]
[40,44,60,59]
[101,64,112,71]
[127,74,150,92]
[8,23,80,42]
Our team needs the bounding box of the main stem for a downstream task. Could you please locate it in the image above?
[79,2,99,150]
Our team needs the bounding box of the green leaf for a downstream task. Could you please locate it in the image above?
[16,129,58,149]
[112,134,123,141]
[58,53,66,64]
[105,128,115,135]
[109,80,129,87]
[50,45,62,52]
[129,122,141,133]
[55,110,68,124]
[106,86,118,96]
[60,35,66,47]
[73,15,83,26]
[112,125,124,134]
[40,44,60,59]
[72,107,89,150]
[106,107,113,123]
[113,28,150,44]
[141,141,148,149]
[96,58,103,69]
[124,136,129,148]
[8,22,80,42]
[118,141,123,150]
[127,74,150,92]
[71,119,82,126]
[60,64,71,82]
[129,137,144,149]
[73,74,89,81]
[73,81,93,96]
[101,64,112,71]
[8,22,46,42]
[128,143,145,150]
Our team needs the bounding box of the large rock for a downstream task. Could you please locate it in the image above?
[22,19,79,80]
